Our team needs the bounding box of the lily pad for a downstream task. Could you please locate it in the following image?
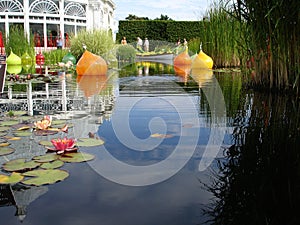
[6,111,27,116]
[0,132,8,137]
[0,147,15,156]
[0,142,10,147]
[3,158,41,172]
[22,169,69,186]
[150,133,173,138]
[13,131,32,137]
[33,154,59,163]
[4,136,21,141]
[34,129,58,136]
[0,127,9,132]
[38,140,53,147]
[40,160,64,169]
[59,152,95,163]
[51,120,67,125]
[19,116,34,121]
[0,172,24,184]
[76,138,104,147]
[0,120,19,126]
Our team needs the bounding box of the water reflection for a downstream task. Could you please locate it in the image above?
[0,61,257,225]
[76,74,108,98]
[206,92,300,224]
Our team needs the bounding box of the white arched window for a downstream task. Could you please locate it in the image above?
[65,2,86,17]
[0,0,23,12]
[29,0,59,14]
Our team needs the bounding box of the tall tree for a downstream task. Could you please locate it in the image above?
[125,14,149,20]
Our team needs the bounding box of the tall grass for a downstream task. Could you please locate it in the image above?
[189,2,243,68]
[5,25,35,60]
[233,0,300,92]
[69,29,115,61]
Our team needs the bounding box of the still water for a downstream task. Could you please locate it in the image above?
[0,62,299,225]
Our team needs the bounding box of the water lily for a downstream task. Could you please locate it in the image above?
[47,137,77,154]
[34,115,52,130]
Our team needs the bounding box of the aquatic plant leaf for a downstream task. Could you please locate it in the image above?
[40,160,64,169]
[0,127,9,132]
[0,132,8,137]
[22,169,69,186]
[11,123,34,130]
[39,140,53,147]
[0,142,10,147]
[150,133,173,138]
[76,138,104,147]
[15,125,32,131]
[0,147,15,156]
[6,111,27,116]
[0,172,24,184]
[34,129,58,136]
[33,154,59,163]
[59,152,95,163]
[19,116,34,121]
[13,131,32,137]
[4,136,21,141]
[3,158,41,172]
[51,120,67,125]
[0,120,19,126]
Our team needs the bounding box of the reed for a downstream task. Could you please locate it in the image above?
[234,0,300,92]
[5,25,35,59]
[189,1,243,68]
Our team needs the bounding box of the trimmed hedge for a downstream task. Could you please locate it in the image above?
[116,20,205,44]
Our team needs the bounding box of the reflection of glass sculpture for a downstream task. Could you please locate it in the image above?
[0,184,48,222]
[7,65,22,74]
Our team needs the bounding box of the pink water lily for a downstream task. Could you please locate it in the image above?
[47,137,77,154]
[34,115,52,130]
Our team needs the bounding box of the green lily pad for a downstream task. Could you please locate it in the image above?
[0,127,9,132]
[6,111,27,116]
[40,160,64,169]
[22,169,69,186]
[19,116,34,121]
[13,131,32,137]
[0,132,8,137]
[34,129,58,136]
[0,120,19,126]
[3,158,41,172]
[0,172,24,184]
[0,147,15,156]
[33,154,59,163]
[39,140,53,147]
[51,120,67,125]
[77,138,104,147]
[12,123,33,130]
[59,152,95,163]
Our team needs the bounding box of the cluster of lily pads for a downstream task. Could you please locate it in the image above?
[0,111,104,186]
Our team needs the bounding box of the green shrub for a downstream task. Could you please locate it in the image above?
[43,49,69,65]
[69,29,115,61]
[116,44,136,61]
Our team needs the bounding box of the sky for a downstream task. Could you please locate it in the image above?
[113,0,213,21]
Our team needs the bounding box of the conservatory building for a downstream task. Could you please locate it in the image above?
[0,0,116,48]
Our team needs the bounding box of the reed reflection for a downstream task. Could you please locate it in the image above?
[206,92,300,225]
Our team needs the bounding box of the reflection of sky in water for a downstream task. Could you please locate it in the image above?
[0,73,226,225]
[0,162,212,225]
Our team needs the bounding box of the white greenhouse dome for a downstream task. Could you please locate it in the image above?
[0,0,116,50]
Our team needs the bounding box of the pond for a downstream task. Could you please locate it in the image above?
[0,61,299,225]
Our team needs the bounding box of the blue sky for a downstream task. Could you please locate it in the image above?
[113,0,212,21]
